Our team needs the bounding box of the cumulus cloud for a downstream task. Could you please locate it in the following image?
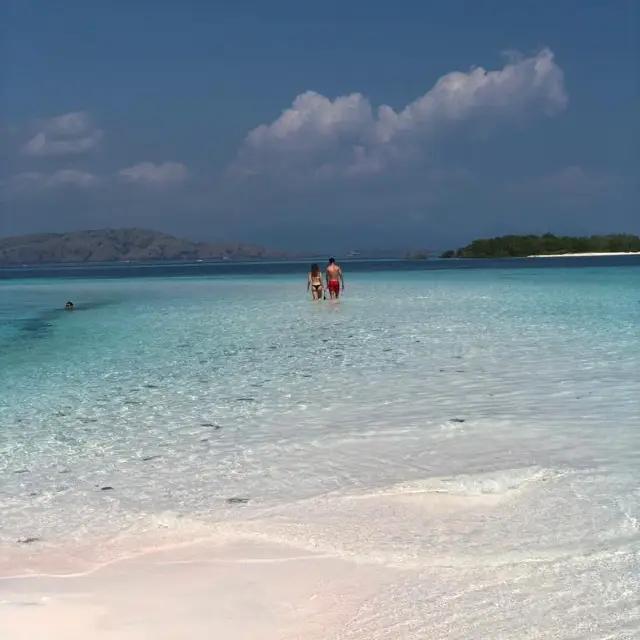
[37,111,93,136]
[23,111,103,157]
[232,48,568,182]
[116,162,190,187]
[24,130,104,157]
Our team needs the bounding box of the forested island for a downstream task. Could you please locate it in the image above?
[0,229,301,265]
[440,234,640,259]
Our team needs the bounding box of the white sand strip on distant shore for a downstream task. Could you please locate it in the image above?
[527,251,640,258]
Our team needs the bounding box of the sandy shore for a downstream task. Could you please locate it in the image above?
[527,251,640,258]
[2,474,637,638]
[0,538,396,640]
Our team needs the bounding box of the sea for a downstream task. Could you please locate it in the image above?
[1,256,639,638]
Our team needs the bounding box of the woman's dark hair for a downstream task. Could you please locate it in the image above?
[310,263,320,276]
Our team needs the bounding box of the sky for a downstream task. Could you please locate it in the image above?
[0,0,637,252]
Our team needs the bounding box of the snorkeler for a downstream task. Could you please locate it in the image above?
[307,264,324,300]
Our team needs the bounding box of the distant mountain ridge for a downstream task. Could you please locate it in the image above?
[0,228,302,265]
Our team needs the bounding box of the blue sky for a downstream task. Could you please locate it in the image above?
[1,0,637,252]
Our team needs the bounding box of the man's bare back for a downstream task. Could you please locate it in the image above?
[325,258,344,299]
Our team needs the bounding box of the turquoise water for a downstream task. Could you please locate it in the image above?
[1,261,639,637]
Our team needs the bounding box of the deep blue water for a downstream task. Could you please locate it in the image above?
[2,255,640,280]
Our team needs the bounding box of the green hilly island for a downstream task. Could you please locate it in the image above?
[440,234,640,259]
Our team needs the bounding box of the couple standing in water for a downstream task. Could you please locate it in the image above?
[307,258,344,301]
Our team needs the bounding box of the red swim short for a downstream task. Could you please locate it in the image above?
[328,280,340,294]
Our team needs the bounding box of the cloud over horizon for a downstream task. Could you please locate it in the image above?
[231,49,568,183]
[23,111,104,158]
[1,43,635,249]
[116,162,190,187]
[7,162,190,194]
[10,169,101,190]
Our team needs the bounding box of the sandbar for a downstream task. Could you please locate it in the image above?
[0,538,396,640]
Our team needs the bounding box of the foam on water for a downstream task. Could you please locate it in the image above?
[1,264,639,637]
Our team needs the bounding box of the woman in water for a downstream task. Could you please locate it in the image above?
[307,264,324,300]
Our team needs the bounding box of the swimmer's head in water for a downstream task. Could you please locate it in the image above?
[65,301,74,310]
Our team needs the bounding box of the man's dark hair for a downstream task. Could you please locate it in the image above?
[328,257,335,264]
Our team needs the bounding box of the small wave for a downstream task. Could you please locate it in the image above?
[212,466,597,571]
[339,466,566,501]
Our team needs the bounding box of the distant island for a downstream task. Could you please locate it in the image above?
[440,234,640,259]
[0,229,303,266]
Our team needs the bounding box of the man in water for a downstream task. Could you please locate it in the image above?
[325,257,344,300]
[65,301,74,311]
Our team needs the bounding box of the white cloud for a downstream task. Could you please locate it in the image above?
[6,162,190,195]
[23,111,103,157]
[116,162,190,187]
[37,111,93,136]
[47,169,100,187]
[232,48,568,181]
[24,130,104,157]
[10,169,100,190]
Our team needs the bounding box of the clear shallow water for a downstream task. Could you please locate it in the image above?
[1,259,639,637]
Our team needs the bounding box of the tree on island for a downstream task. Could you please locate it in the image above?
[440,233,640,259]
